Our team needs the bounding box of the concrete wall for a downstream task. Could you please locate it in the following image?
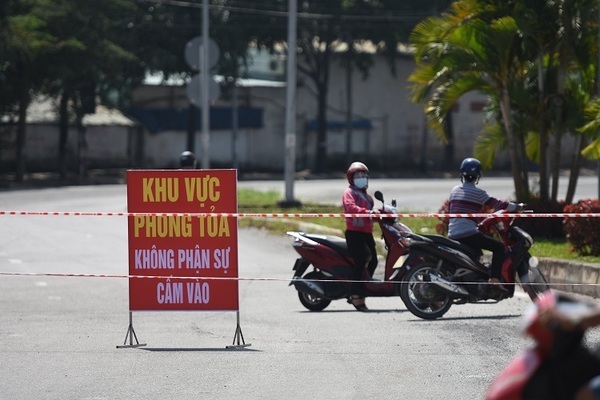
[0,123,136,171]
[1,52,588,173]
[131,52,584,172]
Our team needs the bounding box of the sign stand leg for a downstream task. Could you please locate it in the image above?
[117,311,147,348]
[226,311,251,349]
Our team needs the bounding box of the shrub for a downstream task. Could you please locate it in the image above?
[515,198,566,239]
[435,200,450,235]
[563,199,600,256]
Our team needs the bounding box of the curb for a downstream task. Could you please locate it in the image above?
[539,259,600,298]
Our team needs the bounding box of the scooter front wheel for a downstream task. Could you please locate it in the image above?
[400,263,452,320]
[526,266,550,299]
[297,271,332,311]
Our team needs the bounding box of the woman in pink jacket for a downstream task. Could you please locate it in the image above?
[343,161,378,311]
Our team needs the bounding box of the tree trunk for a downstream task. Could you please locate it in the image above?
[499,85,528,200]
[314,49,331,173]
[537,55,549,200]
[550,129,562,201]
[565,133,586,204]
[516,125,530,198]
[187,103,196,154]
[444,111,454,168]
[59,92,70,179]
[76,112,87,180]
[315,81,328,172]
[551,64,568,201]
[15,76,30,183]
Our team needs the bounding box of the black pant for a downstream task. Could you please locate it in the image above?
[345,230,378,279]
[458,233,505,279]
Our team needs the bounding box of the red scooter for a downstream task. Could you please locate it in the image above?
[486,290,600,400]
[287,191,412,311]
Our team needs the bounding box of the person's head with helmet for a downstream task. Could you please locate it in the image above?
[346,161,369,191]
[460,157,482,184]
[180,151,197,169]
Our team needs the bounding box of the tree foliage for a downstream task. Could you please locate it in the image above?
[409,0,600,202]
[1,0,453,176]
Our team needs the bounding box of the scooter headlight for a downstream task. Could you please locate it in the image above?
[529,256,539,268]
[399,235,414,248]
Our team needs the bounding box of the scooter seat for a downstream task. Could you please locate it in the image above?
[424,234,483,261]
[304,234,350,256]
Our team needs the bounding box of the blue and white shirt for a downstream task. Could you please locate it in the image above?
[447,181,517,239]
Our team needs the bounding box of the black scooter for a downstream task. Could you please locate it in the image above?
[398,208,550,319]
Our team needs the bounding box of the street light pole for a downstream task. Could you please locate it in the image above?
[597,0,600,197]
[282,0,300,206]
[344,33,353,167]
[200,0,210,169]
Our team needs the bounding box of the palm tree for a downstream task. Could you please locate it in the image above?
[410,0,600,203]
[409,0,530,200]
[545,0,598,203]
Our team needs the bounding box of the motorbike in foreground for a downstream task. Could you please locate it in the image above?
[287,191,412,311]
[399,208,549,319]
[486,290,600,400]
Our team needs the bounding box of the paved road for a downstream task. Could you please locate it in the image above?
[239,176,600,211]
[0,185,599,399]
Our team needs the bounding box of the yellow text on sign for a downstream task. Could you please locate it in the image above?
[134,216,192,238]
[134,215,231,238]
[184,177,220,202]
[143,178,179,202]
[141,177,221,203]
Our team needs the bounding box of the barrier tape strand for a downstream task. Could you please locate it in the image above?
[1,211,599,218]
[0,271,594,287]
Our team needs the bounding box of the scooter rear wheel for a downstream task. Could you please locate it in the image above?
[400,263,452,320]
[297,271,332,311]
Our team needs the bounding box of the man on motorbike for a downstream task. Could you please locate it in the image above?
[343,161,379,311]
[447,157,521,295]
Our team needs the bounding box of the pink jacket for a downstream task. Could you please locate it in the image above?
[343,186,374,233]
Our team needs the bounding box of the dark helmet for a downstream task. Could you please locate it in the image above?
[460,157,482,181]
[180,151,197,169]
[346,161,369,184]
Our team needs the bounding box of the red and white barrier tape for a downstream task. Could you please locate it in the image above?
[0,271,579,286]
[1,211,599,218]
[0,271,273,281]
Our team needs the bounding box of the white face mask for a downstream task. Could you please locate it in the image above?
[353,177,368,189]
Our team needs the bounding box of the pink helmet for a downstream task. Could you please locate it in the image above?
[346,161,369,184]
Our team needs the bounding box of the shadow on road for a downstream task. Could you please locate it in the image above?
[140,347,261,352]
[407,314,521,322]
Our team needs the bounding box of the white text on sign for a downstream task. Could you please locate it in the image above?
[156,280,211,304]
[135,245,231,270]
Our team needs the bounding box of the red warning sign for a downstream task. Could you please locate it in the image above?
[126,169,238,311]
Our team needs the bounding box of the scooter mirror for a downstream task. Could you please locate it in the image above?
[392,198,397,208]
[374,190,384,203]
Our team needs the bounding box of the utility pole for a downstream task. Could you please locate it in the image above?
[282,0,300,206]
[344,32,353,167]
[597,1,600,197]
[200,0,210,169]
